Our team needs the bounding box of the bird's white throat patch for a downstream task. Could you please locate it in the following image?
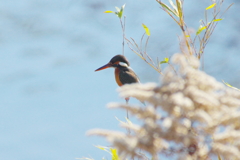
[119,62,129,67]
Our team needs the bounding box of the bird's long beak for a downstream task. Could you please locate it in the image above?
[95,63,112,71]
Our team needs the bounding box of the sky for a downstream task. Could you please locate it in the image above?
[0,0,239,159]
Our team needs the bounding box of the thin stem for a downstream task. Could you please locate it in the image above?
[119,17,126,55]
[125,98,131,135]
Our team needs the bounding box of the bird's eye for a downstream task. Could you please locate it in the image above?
[119,62,128,67]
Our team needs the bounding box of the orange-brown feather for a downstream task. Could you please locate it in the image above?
[114,67,123,86]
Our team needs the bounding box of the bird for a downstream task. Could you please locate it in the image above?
[95,54,140,104]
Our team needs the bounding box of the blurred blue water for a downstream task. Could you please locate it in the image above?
[0,0,239,159]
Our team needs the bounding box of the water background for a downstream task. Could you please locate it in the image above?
[0,0,239,159]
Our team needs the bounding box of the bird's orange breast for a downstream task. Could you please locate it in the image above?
[114,68,123,86]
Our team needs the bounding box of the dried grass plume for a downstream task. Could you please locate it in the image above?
[87,53,240,160]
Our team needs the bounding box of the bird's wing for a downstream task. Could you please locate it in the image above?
[119,68,140,85]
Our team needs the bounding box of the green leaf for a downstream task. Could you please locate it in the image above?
[222,80,240,91]
[121,4,126,12]
[95,145,107,151]
[213,18,223,22]
[125,117,133,125]
[115,116,124,123]
[176,0,182,18]
[115,7,120,12]
[110,148,120,160]
[142,23,150,36]
[164,57,169,63]
[160,57,169,64]
[104,11,114,13]
[105,4,125,19]
[196,26,206,35]
[115,4,126,18]
[206,3,216,10]
[104,10,118,17]
[118,4,125,18]
[157,1,179,17]
[168,0,178,14]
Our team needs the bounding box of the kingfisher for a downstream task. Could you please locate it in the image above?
[95,54,140,103]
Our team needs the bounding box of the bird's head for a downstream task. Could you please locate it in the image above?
[95,55,130,71]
